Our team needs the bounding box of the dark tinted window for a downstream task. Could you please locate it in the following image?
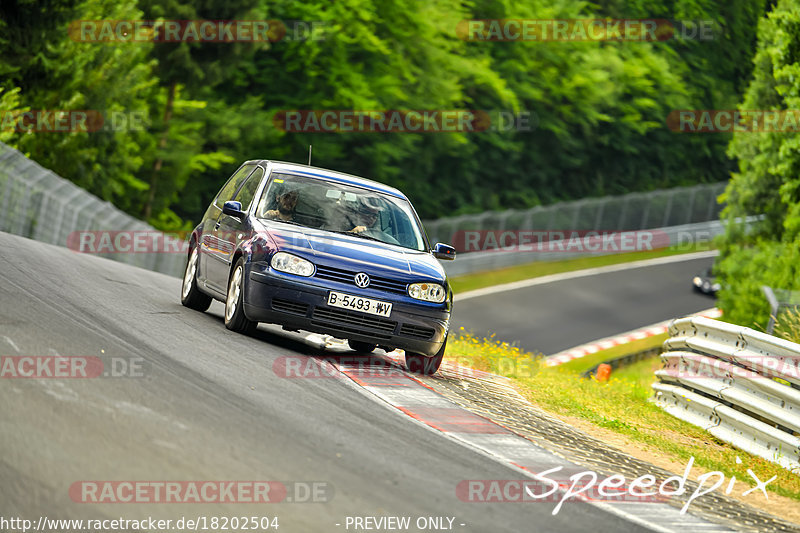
[234,167,265,211]
[215,164,255,206]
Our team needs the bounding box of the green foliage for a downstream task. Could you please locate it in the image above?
[0,87,24,143]
[718,0,800,328]
[0,0,767,231]
[2,0,156,215]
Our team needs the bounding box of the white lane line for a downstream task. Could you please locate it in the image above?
[455,250,719,302]
[2,336,21,353]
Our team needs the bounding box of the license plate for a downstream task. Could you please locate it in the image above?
[327,291,392,317]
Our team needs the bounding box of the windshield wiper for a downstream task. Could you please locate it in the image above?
[328,229,384,243]
[349,232,384,243]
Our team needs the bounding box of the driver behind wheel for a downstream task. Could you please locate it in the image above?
[350,198,381,234]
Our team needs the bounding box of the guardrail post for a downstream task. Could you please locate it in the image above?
[762,286,780,334]
[685,187,698,224]
[616,197,629,231]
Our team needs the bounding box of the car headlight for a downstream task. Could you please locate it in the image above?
[692,276,702,286]
[408,282,446,303]
[271,252,314,277]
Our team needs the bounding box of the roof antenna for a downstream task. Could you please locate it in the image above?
[307,145,312,166]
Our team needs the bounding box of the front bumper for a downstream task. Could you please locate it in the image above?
[243,266,449,357]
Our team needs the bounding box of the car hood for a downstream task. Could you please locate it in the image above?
[258,221,445,281]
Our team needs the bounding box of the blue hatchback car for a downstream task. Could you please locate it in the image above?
[181,160,456,374]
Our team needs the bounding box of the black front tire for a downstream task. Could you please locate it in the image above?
[181,245,212,312]
[348,340,377,353]
[224,258,257,334]
[405,338,446,375]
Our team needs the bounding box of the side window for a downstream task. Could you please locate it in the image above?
[214,164,255,206]
[254,173,283,217]
[234,167,265,211]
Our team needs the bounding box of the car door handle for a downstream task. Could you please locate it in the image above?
[214,221,221,230]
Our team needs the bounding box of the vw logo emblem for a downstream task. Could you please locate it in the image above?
[354,272,370,288]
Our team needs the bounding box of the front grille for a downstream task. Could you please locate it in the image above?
[315,265,408,295]
[312,307,397,337]
[399,324,435,340]
[271,298,309,316]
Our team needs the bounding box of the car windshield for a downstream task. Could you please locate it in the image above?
[255,172,427,251]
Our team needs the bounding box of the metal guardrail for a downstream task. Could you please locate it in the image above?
[441,216,760,277]
[441,219,724,276]
[653,316,800,473]
[762,285,800,334]
[0,142,185,277]
[0,140,730,280]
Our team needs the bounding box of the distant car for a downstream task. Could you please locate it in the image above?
[181,160,457,374]
[692,267,720,295]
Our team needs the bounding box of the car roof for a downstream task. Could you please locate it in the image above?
[246,160,406,199]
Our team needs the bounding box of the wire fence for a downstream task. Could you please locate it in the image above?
[0,140,728,280]
[423,182,727,247]
[0,142,186,277]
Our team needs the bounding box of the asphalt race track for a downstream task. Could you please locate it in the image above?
[451,253,717,356]
[1,231,658,532]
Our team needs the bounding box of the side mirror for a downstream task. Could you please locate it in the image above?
[432,242,456,261]
[222,200,245,219]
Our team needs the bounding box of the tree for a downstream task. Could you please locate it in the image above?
[717,0,800,327]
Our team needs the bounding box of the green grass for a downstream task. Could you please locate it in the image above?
[450,243,713,294]
[445,332,800,502]
[556,333,668,374]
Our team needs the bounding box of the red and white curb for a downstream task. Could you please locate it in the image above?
[545,308,723,367]
[299,333,734,532]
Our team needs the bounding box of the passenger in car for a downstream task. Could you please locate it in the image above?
[263,190,298,222]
